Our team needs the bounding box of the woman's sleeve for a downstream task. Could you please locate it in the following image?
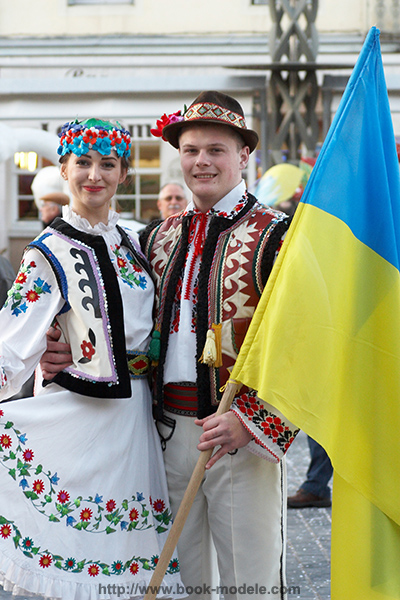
[0,248,65,400]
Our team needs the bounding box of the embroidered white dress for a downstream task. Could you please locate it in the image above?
[0,208,184,600]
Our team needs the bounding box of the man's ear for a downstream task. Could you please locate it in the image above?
[239,146,250,170]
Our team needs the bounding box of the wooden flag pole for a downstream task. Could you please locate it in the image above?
[143,379,241,600]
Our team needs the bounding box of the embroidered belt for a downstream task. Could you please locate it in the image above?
[164,382,198,417]
[127,351,150,379]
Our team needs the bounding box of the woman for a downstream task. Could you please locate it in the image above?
[0,119,184,599]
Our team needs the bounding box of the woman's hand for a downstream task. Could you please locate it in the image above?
[40,327,73,380]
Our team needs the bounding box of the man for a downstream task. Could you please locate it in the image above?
[41,91,298,599]
[31,166,70,227]
[157,182,188,220]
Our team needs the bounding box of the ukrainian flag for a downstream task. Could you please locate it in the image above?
[231,27,400,599]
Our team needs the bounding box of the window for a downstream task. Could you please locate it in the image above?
[114,124,161,223]
[14,154,54,222]
[68,0,133,5]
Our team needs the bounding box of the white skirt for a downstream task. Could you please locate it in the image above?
[0,380,185,600]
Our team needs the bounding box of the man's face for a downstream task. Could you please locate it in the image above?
[157,183,187,219]
[179,124,249,211]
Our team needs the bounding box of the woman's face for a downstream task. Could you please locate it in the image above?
[61,150,127,224]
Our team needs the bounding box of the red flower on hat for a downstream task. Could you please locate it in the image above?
[150,111,183,141]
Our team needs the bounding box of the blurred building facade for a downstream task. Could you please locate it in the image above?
[0,0,400,269]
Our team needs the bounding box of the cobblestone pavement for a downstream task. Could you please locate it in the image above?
[0,431,331,600]
[286,431,331,600]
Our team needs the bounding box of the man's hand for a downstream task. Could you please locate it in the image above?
[195,411,252,469]
[40,327,73,380]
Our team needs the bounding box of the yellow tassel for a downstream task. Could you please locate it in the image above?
[199,323,223,367]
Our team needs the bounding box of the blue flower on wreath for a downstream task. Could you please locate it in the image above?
[19,478,29,490]
[66,516,77,527]
[116,141,128,157]
[94,494,103,504]
[136,492,144,502]
[95,138,112,156]
[18,433,27,445]
[50,472,59,485]
[120,521,128,531]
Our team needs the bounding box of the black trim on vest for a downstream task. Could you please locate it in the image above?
[34,218,131,399]
[153,216,191,421]
[260,214,291,288]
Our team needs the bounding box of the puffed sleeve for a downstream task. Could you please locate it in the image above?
[0,248,65,400]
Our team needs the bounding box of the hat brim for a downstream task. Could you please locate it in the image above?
[162,119,259,154]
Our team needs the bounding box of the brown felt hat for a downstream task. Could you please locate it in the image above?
[162,91,259,153]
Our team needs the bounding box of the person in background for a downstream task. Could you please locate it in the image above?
[31,165,70,227]
[157,182,188,220]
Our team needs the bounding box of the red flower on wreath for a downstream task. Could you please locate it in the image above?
[33,480,45,495]
[117,257,127,269]
[80,340,95,360]
[0,524,11,539]
[82,129,98,144]
[23,449,34,462]
[152,499,165,513]
[129,508,139,522]
[130,561,139,575]
[80,507,93,522]
[0,410,3,418]
[16,272,27,284]
[26,289,40,303]
[57,490,70,504]
[88,564,100,577]
[150,111,183,141]
[0,434,12,448]
[39,554,52,568]
[106,499,116,512]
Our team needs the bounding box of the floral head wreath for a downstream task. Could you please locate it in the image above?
[57,118,132,159]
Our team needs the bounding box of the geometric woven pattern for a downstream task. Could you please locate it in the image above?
[185,102,246,130]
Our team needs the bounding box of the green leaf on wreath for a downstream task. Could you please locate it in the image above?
[9,452,16,460]
[32,547,39,555]
[142,509,149,517]
[35,464,43,474]
[4,421,13,429]
[22,551,33,558]
[122,499,128,510]
[8,469,16,480]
